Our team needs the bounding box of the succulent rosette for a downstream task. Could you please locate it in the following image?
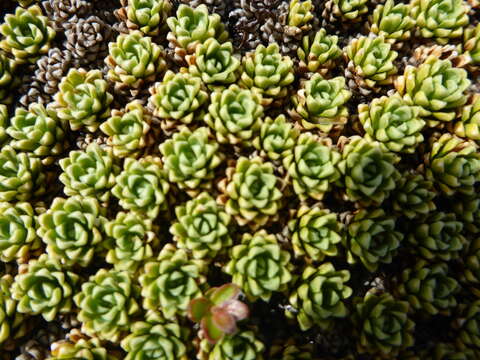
[411,0,469,44]
[395,260,459,315]
[204,85,264,146]
[12,254,80,321]
[160,126,222,194]
[224,230,292,301]
[345,208,403,272]
[328,0,369,21]
[0,5,55,63]
[392,172,437,219]
[139,244,206,318]
[0,146,45,202]
[358,94,425,153]
[395,56,470,126]
[59,143,119,202]
[7,103,65,164]
[187,38,240,87]
[112,156,170,219]
[239,43,295,106]
[424,134,480,196]
[121,312,188,360]
[289,74,351,133]
[287,263,352,330]
[206,330,265,360]
[218,157,282,229]
[288,205,343,262]
[0,202,40,264]
[454,94,480,141]
[345,35,398,91]
[49,334,117,360]
[407,212,465,262]
[166,4,229,58]
[54,69,113,132]
[105,211,157,272]
[149,70,208,125]
[38,196,106,267]
[252,115,299,161]
[106,31,166,92]
[337,136,400,206]
[297,29,342,74]
[120,0,172,36]
[170,192,232,260]
[283,133,341,200]
[369,0,415,41]
[354,290,415,357]
[464,24,480,67]
[100,101,153,158]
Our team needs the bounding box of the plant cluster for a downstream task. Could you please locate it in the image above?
[0,0,479,359]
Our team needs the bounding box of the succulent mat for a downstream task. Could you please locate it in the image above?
[0,0,480,359]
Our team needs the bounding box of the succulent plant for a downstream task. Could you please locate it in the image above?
[337,136,400,206]
[75,269,140,341]
[454,94,480,141]
[0,146,45,202]
[105,31,167,94]
[149,70,208,125]
[100,101,153,158]
[7,103,65,165]
[121,314,188,360]
[160,126,222,194]
[285,0,314,36]
[455,301,480,352]
[369,0,415,42]
[297,29,342,75]
[12,254,80,321]
[0,105,7,145]
[239,43,294,106]
[0,275,25,345]
[54,69,113,132]
[139,244,206,318]
[345,35,398,93]
[287,263,352,330]
[424,134,480,196]
[392,172,437,219]
[206,330,265,360]
[112,156,170,219]
[218,157,282,229]
[0,202,40,263]
[288,205,343,262]
[38,196,106,267]
[452,194,480,234]
[252,115,299,161]
[188,283,249,344]
[204,85,263,146]
[354,290,415,357]
[269,342,314,360]
[395,56,470,126]
[411,0,469,44]
[105,212,157,272]
[464,24,480,67]
[171,192,232,260]
[116,0,172,36]
[166,4,229,61]
[49,334,116,360]
[59,143,119,202]
[0,53,17,104]
[461,237,480,295]
[0,5,55,64]
[289,74,351,133]
[344,208,403,272]
[325,0,369,21]
[407,212,465,262]
[395,260,458,315]
[283,133,341,200]
[359,94,425,153]
[224,230,292,301]
[187,39,240,87]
